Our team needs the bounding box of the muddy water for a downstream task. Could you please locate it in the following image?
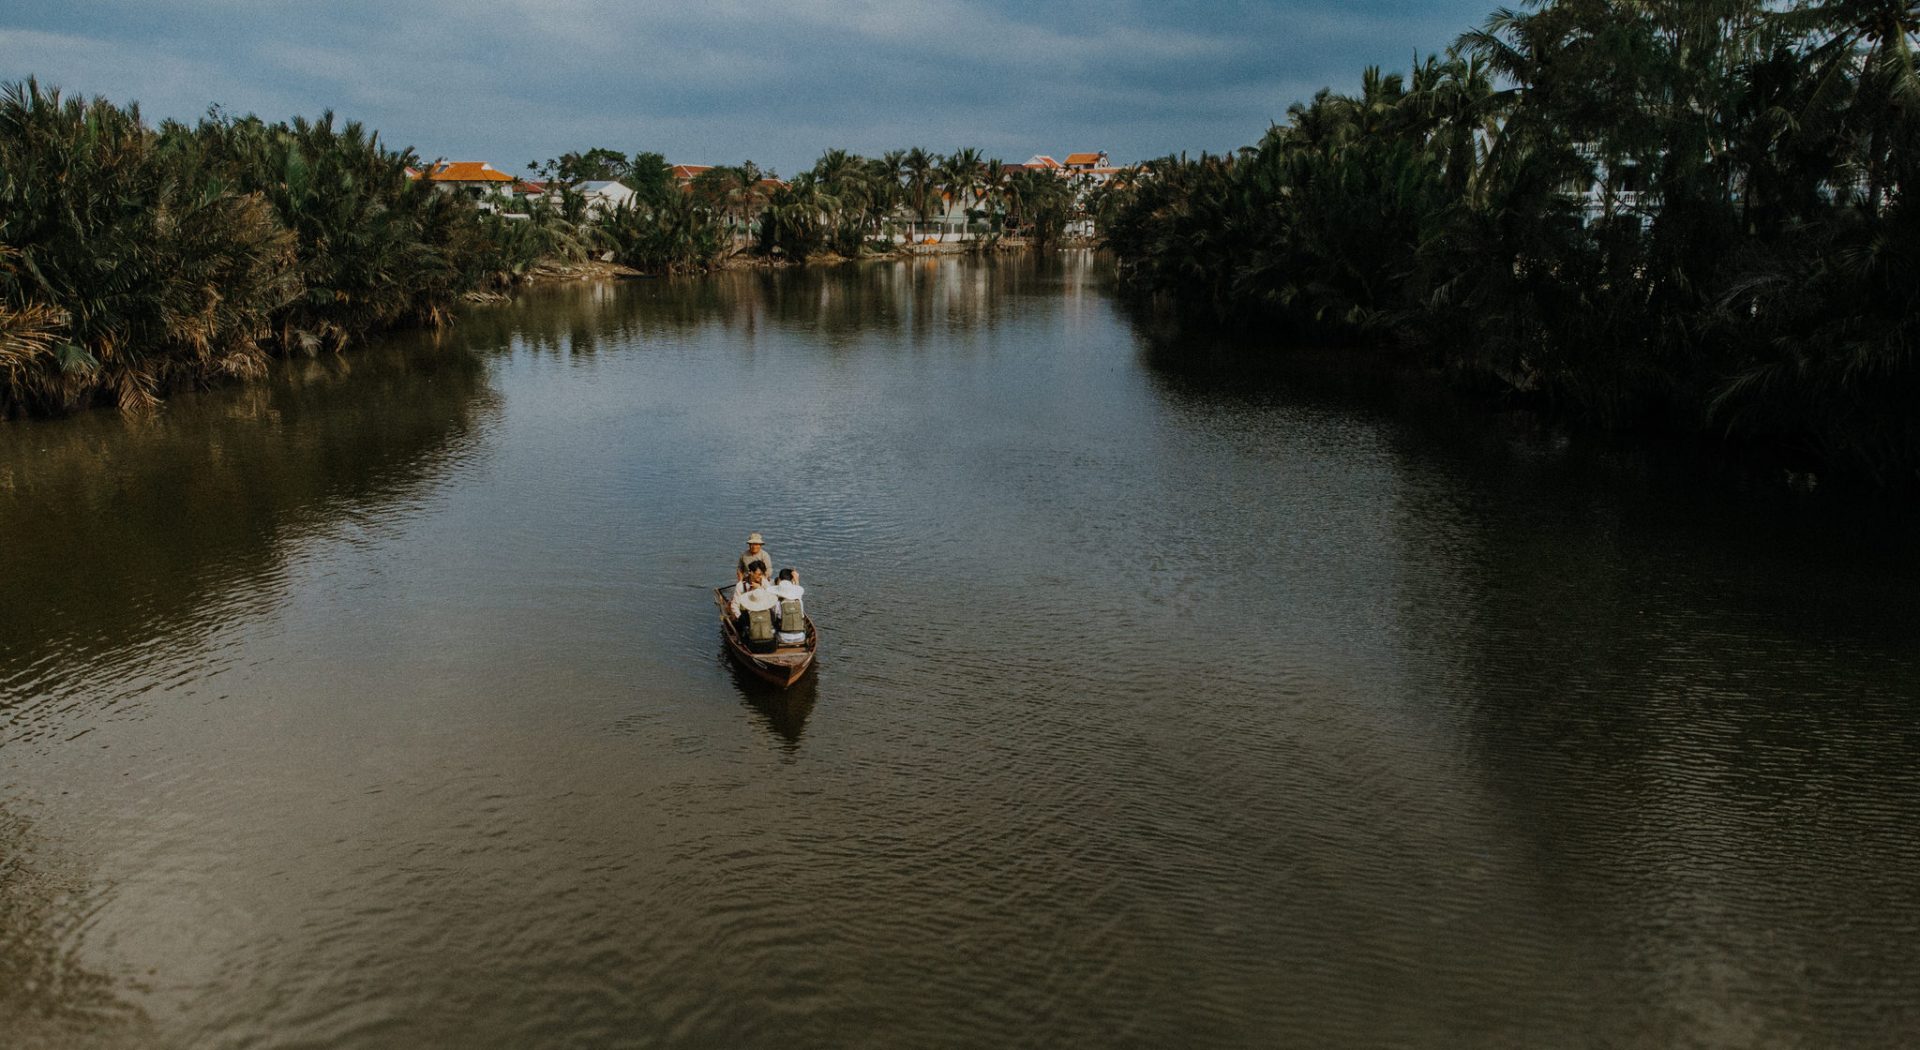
[3,255,1918,1049]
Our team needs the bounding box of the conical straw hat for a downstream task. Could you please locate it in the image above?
[737,587,778,612]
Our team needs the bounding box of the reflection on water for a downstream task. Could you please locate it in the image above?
[0,340,497,747]
[2,253,1919,1049]
[725,652,819,751]
[453,252,1106,358]
[0,805,151,1049]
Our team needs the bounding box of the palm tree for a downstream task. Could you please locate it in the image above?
[812,149,877,253]
[1006,168,1074,247]
[1405,52,1503,201]
[937,148,985,241]
[902,147,937,241]
[979,158,1008,237]
[0,80,301,413]
[1783,0,1920,211]
[873,151,909,242]
[757,172,841,259]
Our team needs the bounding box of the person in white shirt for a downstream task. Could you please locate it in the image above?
[731,563,771,618]
[771,568,806,646]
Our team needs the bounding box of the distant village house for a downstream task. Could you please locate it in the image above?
[573,180,636,215]
[409,161,516,211]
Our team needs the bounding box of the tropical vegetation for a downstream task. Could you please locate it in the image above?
[0,80,539,415]
[1,73,1105,417]
[1099,0,1920,487]
[754,146,1084,258]
[525,144,1091,267]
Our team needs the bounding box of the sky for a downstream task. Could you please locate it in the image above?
[2,0,1502,177]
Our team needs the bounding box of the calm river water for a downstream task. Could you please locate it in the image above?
[3,255,1919,1049]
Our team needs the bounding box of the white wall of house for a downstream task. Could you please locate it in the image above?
[431,181,514,213]
[577,180,636,216]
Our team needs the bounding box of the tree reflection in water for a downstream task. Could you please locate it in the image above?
[0,337,497,745]
[0,805,152,1049]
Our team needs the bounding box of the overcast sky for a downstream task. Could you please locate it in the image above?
[2,1,1500,176]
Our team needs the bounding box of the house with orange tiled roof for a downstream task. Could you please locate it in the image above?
[411,161,517,210]
[670,164,714,184]
[1063,152,1108,170]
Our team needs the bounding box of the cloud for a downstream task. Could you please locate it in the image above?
[0,26,305,119]
[0,0,1500,171]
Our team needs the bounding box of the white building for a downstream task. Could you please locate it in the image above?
[575,180,636,216]
[412,162,516,212]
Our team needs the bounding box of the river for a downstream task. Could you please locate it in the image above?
[3,254,1918,1049]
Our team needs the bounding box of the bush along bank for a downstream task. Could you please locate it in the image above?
[0,81,1100,417]
[1099,1,1920,490]
[0,80,542,417]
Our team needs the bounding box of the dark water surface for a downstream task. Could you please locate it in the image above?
[3,256,1919,1049]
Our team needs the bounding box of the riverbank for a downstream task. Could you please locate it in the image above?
[519,236,1038,283]
[0,82,536,419]
[1099,2,1920,491]
[2,80,1091,419]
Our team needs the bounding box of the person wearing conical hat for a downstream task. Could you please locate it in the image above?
[736,532,772,583]
[733,574,780,652]
[730,561,771,617]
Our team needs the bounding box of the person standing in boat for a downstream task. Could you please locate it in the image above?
[736,532,773,584]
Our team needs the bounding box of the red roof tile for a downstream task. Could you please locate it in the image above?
[423,161,514,183]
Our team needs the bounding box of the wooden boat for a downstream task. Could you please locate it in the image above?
[714,583,817,688]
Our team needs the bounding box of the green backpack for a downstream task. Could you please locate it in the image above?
[746,606,775,644]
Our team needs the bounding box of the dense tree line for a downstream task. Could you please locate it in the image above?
[0,81,540,416]
[1102,0,1920,486]
[0,74,1100,416]
[522,145,1090,268]
[753,146,1085,258]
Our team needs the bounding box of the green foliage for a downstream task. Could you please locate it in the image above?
[748,145,1064,258]
[1100,0,1920,486]
[536,146,633,183]
[756,173,836,259]
[689,163,772,240]
[1011,168,1077,248]
[477,203,598,279]
[0,80,514,416]
[0,81,299,414]
[628,151,675,205]
[599,192,725,273]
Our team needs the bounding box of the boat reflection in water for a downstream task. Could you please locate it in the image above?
[721,652,820,750]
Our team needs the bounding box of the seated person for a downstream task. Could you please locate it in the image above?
[772,568,807,646]
[733,584,780,652]
[731,563,771,618]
